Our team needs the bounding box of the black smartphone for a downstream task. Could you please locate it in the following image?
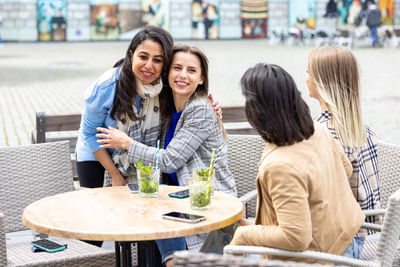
[31,239,66,253]
[126,183,139,193]
[161,211,206,223]
[168,189,189,198]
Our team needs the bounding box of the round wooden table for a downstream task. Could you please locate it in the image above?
[22,185,244,266]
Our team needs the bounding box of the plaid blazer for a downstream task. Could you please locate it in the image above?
[126,97,237,251]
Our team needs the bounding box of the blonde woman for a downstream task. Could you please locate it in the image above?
[306,45,380,258]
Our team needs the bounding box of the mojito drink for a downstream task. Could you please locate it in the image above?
[189,180,211,210]
[137,167,159,198]
[193,167,214,196]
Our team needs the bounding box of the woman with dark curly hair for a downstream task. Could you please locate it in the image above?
[76,26,173,189]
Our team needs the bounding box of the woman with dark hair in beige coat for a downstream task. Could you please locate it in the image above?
[231,63,365,264]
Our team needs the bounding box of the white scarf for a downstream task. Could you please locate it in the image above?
[118,79,162,134]
[109,79,162,182]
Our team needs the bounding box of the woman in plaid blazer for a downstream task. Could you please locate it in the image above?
[97,44,237,266]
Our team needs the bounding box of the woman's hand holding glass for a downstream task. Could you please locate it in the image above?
[96,126,132,150]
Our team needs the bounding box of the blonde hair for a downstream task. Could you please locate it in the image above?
[308,46,366,147]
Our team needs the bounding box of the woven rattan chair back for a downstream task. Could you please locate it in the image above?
[227,134,265,218]
[375,188,400,266]
[173,251,326,267]
[0,213,6,266]
[0,141,75,233]
[377,141,400,208]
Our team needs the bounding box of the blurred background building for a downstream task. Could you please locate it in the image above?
[0,0,399,45]
[1,1,399,147]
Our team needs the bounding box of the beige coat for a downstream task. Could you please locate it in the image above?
[232,122,365,263]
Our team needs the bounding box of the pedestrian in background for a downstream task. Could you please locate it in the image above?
[0,14,3,46]
[366,2,381,47]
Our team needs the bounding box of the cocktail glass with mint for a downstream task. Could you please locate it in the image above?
[135,160,159,198]
[189,167,214,210]
[189,179,211,210]
[193,167,214,196]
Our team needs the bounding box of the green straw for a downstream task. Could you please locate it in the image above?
[209,149,215,176]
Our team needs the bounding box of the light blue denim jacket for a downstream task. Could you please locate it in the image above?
[75,68,120,162]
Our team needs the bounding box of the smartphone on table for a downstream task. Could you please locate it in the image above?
[31,238,66,253]
[168,189,189,198]
[161,211,206,223]
[126,183,139,193]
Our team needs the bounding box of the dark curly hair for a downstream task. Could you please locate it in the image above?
[111,26,173,122]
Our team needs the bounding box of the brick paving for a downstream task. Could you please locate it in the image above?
[0,40,399,147]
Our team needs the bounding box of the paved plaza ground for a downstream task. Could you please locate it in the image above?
[0,40,399,147]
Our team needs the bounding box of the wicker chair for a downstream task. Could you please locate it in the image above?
[0,141,115,266]
[227,134,265,218]
[376,141,400,209]
[360,141,400,221]
[173,251,326,267]
[359,140,400,263]
[224,187,400,267]
[0,213,6,267]
[232,140,400,266]
[238,140,400,220]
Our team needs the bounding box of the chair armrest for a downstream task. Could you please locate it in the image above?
[239,189,257,204]
[363,209,386,217]
[360,222,382,232]
[223,245,377,267]
[361,209,385,232]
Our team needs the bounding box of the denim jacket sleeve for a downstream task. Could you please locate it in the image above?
[80,68,118,153]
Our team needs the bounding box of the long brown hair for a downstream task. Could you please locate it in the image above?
[159,45,209,130]
[159,45,226,137]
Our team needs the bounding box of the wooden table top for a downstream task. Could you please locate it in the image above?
[22,186,244,241]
